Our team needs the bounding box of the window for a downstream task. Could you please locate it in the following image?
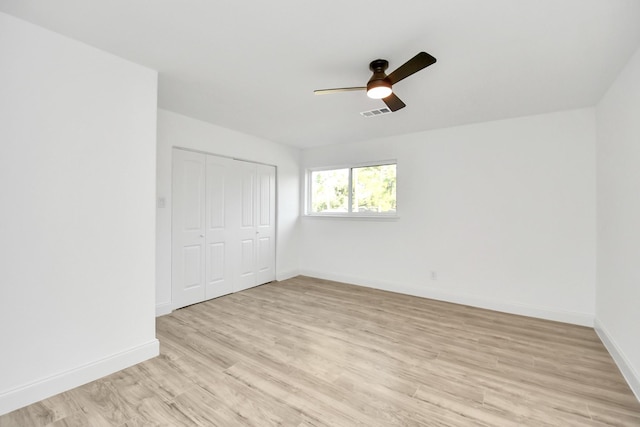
[307,162,397,216]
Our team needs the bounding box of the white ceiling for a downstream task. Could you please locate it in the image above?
[2,1,639,149]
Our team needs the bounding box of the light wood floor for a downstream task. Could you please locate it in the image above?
[2,276,639,426]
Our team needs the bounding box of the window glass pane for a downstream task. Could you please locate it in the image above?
[351,164,396,214]
[310,169,349,213]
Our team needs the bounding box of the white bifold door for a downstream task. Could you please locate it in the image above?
[172,149,276,310]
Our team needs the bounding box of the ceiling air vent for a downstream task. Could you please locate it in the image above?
[360,107,392,118]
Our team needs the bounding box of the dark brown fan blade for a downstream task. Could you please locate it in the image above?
[314,87,366,95]
[382,92,406,112]
[387,52,436,86]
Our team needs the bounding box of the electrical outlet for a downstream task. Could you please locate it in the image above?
[431,271,437,280]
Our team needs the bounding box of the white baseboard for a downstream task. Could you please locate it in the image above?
[276,269,300,282]
[156,302,172,317]
[299,270,594,327]
[594,319,640,402]
[0,339,159,416]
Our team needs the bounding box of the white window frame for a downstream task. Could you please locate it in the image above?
[304,160,398,219]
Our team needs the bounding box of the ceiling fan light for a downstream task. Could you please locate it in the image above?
[366,80,392,99]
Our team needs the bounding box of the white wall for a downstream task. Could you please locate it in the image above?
[595,46,640,399]
[300,108,596,326]
[0,13,158,415]
[155,109,300,315]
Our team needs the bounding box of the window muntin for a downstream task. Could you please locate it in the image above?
[307,162,397,216]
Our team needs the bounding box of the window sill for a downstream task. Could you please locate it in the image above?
[302,214,399,221]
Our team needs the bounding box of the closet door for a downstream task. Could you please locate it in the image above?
[204,155,235,300]
[234,161,258,292]
[172,150,277,308]
[234,162,276,292]
[171,149,206,309]
[256,164,276,285]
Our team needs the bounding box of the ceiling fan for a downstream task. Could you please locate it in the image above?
[314,51,436,112]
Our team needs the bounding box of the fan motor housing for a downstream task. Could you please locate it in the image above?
[368,59,391,87]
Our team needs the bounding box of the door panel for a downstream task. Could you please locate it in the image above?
[235,162,257,292]
[241,170,254,228]
[207,242,225,281]
[182,160,204,230]
[207,163,225,229]
[257,236,272,273]
[205,156,234,299]
[259,170,271,226]
[256,165,276,285]
[182,245,203,289]
[240,239,254,276]
[172,150,206,309]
